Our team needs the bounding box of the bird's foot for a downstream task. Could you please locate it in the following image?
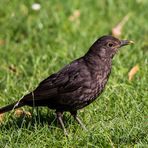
[56,111,68,137]
[70,111,87,131]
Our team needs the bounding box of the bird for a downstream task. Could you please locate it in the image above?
[0,35,133,136]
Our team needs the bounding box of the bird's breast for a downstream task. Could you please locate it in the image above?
[84,64,111,103]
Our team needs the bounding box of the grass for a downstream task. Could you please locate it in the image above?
[0,0,148,147]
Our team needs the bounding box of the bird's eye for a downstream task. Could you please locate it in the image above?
[107,42,113,47]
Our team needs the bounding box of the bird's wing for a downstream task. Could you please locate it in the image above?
[31,59,85,99]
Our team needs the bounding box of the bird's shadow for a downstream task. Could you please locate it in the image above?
[0,108,71,131]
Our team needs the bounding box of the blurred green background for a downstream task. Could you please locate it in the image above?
[0,0,148,147]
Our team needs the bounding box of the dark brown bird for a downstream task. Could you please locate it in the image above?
[0,35,133,135]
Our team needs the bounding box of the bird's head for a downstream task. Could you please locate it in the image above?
[88,35,134,59]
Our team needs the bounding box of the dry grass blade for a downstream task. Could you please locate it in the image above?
[112,14,130,37]
[128,64,139,81]
[14,109,31,117]
[69,9,80,22]
[0,114,4,124]
[8,64,17,73]
[0,39,5,45]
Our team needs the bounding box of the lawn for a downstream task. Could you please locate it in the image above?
[0,0,148,147]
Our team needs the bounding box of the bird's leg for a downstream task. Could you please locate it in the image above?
[70,111,87,131]
[56,111,68,136]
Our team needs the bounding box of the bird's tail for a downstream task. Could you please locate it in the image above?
[0,100,24,114]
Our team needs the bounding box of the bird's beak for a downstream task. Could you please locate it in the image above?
[120,40,134,47]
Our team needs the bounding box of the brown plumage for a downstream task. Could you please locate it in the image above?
[0,35,133,135]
